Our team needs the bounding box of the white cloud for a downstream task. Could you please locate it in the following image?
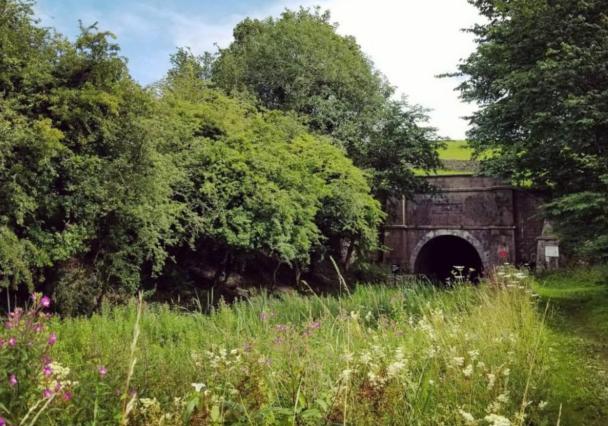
[167,0,481,139]
[311,0,481,139]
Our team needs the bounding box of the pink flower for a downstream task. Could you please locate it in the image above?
[33,323,43,333]
[43,365,53,377]
[275,324,289,333]
[40,296,51,308]
[98,366,108,378]
[8,374,17,387]
[48,333,57,346]
[42,388,53,399]
[8,337,16,347]
[308,321,321,330]
[0,416,5,426]
[63,391,73,401]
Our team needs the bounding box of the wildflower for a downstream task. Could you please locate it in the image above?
[0,416,5,426]
[139,398,159,411]
[40,295,51,308]
[463,364,474,378]
[259,311,270,321]
[458,409,476,425]
[468,349,480,360]
[8,337,16,347]
[502,368,511,377]
[191,383,205,392]
[487,373,496,390]
[42,388,53,399]
[538,401,548,410]
[387,361,406,378]
[48,333,57,346]
[43,365,53,377]
[497,393,510,403]
[63,391,73,401]
[275,324,289,333]
[484,414,511,426]
[98,366,108,378]
[342,352,354,362]
[360,352,372,364]
[33,323,43,333]
[308,321,321,330]
[452,356,465,367]
[8,374,17,386]
[367,371,380,385]
[49,362,70,380]
[338,368,352,381]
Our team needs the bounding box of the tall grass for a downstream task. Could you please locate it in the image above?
[27,271,558,425]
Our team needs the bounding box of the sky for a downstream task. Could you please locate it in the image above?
[36,0,481,139]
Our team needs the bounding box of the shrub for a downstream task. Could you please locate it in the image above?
[0,294,74,424]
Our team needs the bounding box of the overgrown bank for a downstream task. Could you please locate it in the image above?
[1,269,575,425]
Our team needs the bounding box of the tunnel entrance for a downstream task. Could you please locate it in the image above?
[414,236,483,283]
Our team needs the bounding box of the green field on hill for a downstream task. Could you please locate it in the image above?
[414,140,477,176]
[438,140,474,161]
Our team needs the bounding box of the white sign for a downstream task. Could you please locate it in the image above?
[545,245,559,258]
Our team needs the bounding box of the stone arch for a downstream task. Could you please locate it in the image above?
[409,230,489,274]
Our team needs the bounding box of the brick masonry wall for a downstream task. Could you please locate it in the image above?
[383,176,545,273]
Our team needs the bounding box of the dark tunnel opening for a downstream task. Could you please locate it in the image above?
[414,236,483,283]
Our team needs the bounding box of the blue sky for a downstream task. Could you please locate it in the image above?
[35,0,481,139]
[36,0,281,84]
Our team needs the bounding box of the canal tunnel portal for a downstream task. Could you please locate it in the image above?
[383,176,547,280]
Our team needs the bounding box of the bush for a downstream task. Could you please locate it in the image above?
[52,264,103,317]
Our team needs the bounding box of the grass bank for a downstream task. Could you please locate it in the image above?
[534,265,608,425]
[1,269,560,425]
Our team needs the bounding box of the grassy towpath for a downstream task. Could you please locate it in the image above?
[534,266,608,424]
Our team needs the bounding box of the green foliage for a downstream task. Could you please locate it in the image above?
[24,273,561,424]
[546,177,608,262]
[453,0,608,259]
[0,2,182,293]
[211,8,442,199]
[533,265,608,424]
[158,56,383,273]
[0,1,386,298]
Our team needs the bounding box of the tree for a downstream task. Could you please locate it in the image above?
[211,8,442,200]
[0,1,181,298]
[452,0,608,260]
[156,54,383,284]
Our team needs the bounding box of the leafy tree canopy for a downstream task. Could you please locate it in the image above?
[0,1,181,291]
[211,8,442,200]
[157,53,383,278]
[453,0,608,260]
